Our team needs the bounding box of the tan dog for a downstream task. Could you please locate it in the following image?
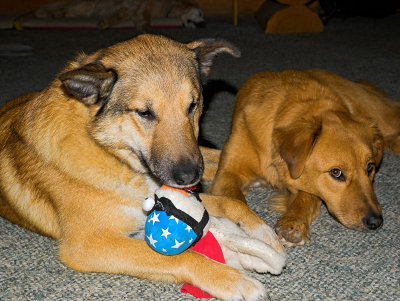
[210,69,400,247]
[0,34,286,300]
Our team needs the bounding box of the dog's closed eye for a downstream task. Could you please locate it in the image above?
[135,108,156,121]
[188,101,197,115]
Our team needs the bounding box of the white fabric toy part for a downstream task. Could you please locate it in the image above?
[142,185,210,255]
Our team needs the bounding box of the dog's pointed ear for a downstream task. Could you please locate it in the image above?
[273,117,321,179]
[187,39,240,83]
[59,62,117,106]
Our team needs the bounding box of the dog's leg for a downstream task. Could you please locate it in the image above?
[58,234,266,301]
[273,191,321,247]
[200,146,220,182]
[201,194,285,254]
[207,132,260,203]
[208,171,248,202]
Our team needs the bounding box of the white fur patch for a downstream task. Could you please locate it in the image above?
[209,216,287,275]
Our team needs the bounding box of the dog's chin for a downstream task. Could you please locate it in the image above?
[343,218,383,232]
[136,153,202,188]
[164,182,200,190]
[330,213,379,232]
[142,163,201,189]
[155,175,201,189]
[342,223,372,232]
[327,210,369,232]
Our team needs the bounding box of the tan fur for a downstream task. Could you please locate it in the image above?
[210,69,400,246]
[0,34,286,300]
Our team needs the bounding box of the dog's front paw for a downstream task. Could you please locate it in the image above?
[275,217,310,247]
[210,217,286,275]
[241,223,285,254]
[191,259,268,300]
[221,272,268,301]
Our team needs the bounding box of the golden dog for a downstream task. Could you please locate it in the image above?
[0,34,286,300]
[210,69,400,247]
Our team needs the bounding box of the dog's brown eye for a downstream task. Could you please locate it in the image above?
[330,168,346,181]
[135,109,155,121]
[367,162,375,175]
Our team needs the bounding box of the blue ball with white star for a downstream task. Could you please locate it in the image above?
[145,210,198,255]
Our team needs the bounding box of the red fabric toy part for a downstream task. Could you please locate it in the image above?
[181,231,225,298]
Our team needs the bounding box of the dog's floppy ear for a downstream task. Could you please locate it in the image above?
[356,117,384,166]
[273,117,322,179]
[59,62,116,106]
[186,39,240,83]
[371,125,384,165]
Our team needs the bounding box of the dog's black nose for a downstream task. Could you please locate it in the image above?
[362,214,383,230]
[172,160,200,186]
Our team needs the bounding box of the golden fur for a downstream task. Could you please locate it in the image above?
[0,34,285,300]
[210,69,400,247]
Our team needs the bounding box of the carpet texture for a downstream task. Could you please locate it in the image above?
[0,15,399,300]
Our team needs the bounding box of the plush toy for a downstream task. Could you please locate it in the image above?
[142,185,287,299]
[142,185,211,255]
[142,185,225,298]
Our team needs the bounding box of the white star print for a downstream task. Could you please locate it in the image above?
[169,215,179,224]
[162,248,167,253]
[161,227,171,239]
[148,212,160,225]
[185,225,192,232]
[189,238,193,244]
[171,239,185,249]
[147,233,157,247]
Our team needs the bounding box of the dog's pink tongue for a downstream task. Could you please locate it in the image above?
[183,185,197,192]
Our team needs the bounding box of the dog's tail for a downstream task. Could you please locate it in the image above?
[268,190,292,215]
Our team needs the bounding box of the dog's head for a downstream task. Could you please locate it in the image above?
[274,110,384,231]
[181,8,205,28]
[58,34,240,188]
[168,0,205,28]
